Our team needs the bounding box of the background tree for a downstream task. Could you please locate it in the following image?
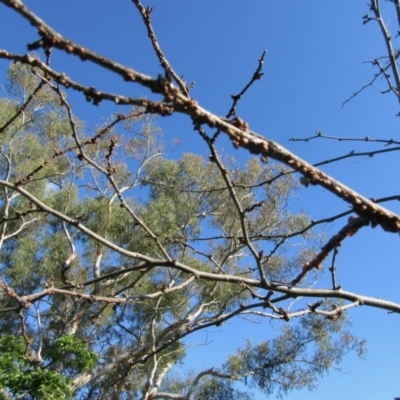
[0,0,399,399]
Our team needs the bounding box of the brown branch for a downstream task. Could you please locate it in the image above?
[227,50,266,119]
[2,276,196,309]
[394,0,400,28]
[372,57,399,97]
[52,81,174,263]
[0,80,45,134]
[0,0,176,100]
[5,53,399,233]
[132,0,190,97]
[344,0,400,108]
[291,216,369,286]
[0,207,42,224]
[329,247,340,290]
[0,276,32,309]
[19,309,32,351]
[370,0,400,98]
[1,55,397,232]
[290,131,400,146]
[0,52,175,115]
[12,75,148,185]
[196,125,268,284]
[212,50,266,142]
[289,132,400,166]
[314,145,400,167]
[342,64,383,108]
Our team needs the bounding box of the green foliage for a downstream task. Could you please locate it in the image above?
[0,334,98,399]
[44,336,98,376]
[0,335,71,400]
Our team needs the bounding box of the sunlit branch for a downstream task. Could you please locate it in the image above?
[241,300,360,320]
[0,151,13,249]
[60,221,77,284]
[0,51,175,113]
[0,52,398,233]
[2,0,398,232]
[0,1,398,394]
[0,275,197,309]
[143,297,163,400]
[152,362,175,398]
[34,303,44,362]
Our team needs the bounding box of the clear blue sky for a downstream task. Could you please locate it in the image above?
[1,1,400,399]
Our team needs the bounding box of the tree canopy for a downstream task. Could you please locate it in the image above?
[0,1,399,399]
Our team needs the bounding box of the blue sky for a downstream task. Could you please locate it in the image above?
[1,1,400,399]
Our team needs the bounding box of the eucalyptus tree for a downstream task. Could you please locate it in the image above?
[0,0,399,399]
[0,62,363,399]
